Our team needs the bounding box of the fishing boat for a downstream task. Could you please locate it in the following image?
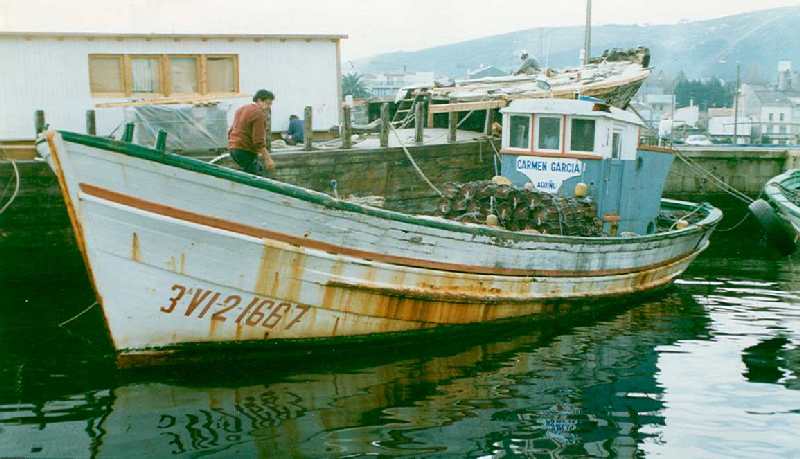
[41,97,720,366]
[391,47,651,129]
[750,169,800,254]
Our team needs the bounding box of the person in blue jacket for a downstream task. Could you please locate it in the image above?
[285,114,305,145]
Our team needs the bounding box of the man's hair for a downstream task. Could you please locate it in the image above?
[289,114,298,120]
[253,89,275,102]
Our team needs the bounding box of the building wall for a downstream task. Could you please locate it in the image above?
[0,36,341,140]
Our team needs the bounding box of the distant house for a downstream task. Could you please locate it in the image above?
[740,84,799,144]
[466,65,507,79]
[362,71,435,98]
[0,30,346,141]
[707,108,751,143]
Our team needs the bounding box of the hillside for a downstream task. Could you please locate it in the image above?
[354,6,800,81]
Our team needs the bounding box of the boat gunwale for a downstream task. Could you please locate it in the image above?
[766,168,800,221]
[57,130,722,245]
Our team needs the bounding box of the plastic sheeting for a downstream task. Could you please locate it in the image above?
[124,103,230,152]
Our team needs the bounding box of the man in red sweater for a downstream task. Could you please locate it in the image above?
[228,89,275,175]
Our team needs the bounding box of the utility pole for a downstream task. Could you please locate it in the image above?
[584,0,592,65]
[733,62,741,145]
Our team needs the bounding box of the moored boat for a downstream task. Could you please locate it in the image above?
[42,98,721,366]
[752,169,800,254]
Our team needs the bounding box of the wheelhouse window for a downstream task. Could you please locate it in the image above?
[88,53,239,97]
[570,118,596,152]
[537,116,561,151]
[509,115,530,149]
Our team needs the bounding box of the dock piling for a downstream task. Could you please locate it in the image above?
[484,109,493,136]
[34,110,46,135]
[415,103,424,144]
[380,103,390,148]
[85,110,96,135]
[304,106,313,151]
[342,105,352,149]
[448,112,458,143]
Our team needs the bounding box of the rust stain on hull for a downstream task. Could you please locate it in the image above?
[131,232,141,262]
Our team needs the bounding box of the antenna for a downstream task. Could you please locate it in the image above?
[584,0,592,65]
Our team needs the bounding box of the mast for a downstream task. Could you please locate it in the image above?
[584,0,592,65]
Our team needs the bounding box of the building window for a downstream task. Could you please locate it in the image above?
[570,118,596,152]
[509,115,530,149]
[130,56,162,94]
[169,56,199,94]
[537,116,561,151]
[207,56,237,93]
[780,113,785,121]
[769,113,774,121]
[89,55,125,95]
[88,53,239,97]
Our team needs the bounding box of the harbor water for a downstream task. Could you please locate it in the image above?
[2,222,799,458]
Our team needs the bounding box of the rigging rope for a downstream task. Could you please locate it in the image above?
[389,124,443,197]
[0,158,20,216]
[674,150,754,204]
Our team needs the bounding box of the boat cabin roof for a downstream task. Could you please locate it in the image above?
[501,99,643,126]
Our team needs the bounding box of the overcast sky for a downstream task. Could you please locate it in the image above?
[1,0,798,60]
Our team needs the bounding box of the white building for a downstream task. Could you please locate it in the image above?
[0,31,346,141]
[740,84,799,144]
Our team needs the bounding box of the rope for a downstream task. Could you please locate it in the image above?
[487,138,502,176]
[669,203,705,230]
[675,150,753,204]
[0,159,20,216]
[208,152,230,164]
[58,301,98,328]
[716,212,752,232]
[389,124,443,197]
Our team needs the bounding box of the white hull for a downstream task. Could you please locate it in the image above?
[44,131,721,363]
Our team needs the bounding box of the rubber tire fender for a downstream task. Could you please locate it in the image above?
[749,199,797,255]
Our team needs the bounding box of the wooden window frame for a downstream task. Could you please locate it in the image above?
[128,54,165,97]
[88,54,127,97]
[88,53,240,98]
[204,54,240,96]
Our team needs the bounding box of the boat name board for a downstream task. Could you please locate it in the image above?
[161,284,310,333]
[515,157,583,193]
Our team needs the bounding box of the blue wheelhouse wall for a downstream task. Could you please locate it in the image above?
[501,149,674,234]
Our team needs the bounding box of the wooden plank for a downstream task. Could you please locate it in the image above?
[428,99,508,114]
[94,94,247,108]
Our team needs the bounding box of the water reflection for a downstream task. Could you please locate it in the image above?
[2,228,800,457]
[1,281,712,457]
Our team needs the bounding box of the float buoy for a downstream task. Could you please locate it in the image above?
[749,199,797,255]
